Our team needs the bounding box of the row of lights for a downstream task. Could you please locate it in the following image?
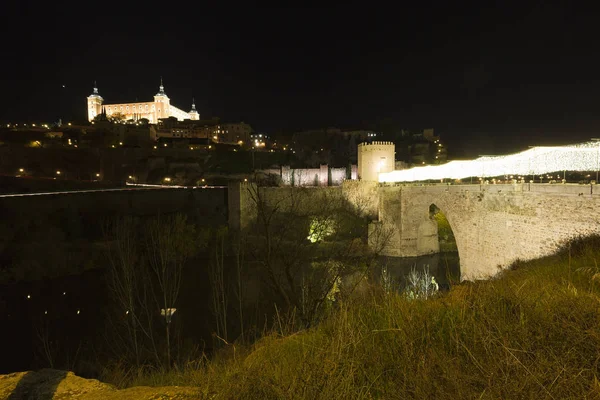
[5,123,72,128]
[17,169,101,178]
[152,143,214,149]
[157,177,248,185]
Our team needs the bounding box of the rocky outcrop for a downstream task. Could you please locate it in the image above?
[0,369,199,399]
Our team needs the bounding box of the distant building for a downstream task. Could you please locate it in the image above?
[291,127,378,151]
[408,128,447,166]
[251,132,270,149]
[221,122,252,145]
[340,130,378,141]
[155,117,221,140]
[87,80,199,123]
[87,117,157,147]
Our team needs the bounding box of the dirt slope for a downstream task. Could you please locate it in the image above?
[0,369,200,399]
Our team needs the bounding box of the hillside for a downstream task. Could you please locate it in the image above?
[3,236,600,399]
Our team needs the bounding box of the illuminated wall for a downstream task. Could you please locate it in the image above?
[103,102,156,122]
[169,105,192,121]
[358,141,395,181]
[93,101,195,123]
[379,141,600,183]
[87,87,103,121]
[259,165,356,187]
[87,84,195,123]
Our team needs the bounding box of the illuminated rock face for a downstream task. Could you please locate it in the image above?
[86,82,197,123]
[374,183,600,280]
[358,142,395,182]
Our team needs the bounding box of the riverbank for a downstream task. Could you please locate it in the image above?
[106,235,600,399]
[5,235,599,399]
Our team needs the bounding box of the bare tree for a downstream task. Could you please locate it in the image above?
[233,232,246,342]
[104,217,144,367]
[144,214,198,367]
[34,316,58,369]
[243,184,393,327]
[209,226,229,343]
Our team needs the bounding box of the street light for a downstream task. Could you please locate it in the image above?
[56,170,61,175]
[160,308,177,323]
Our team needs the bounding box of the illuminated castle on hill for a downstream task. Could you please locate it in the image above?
[87,79,199,123]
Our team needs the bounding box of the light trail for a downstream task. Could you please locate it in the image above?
[379,140,600,183]
[0,183,227,198]
[125,183,227,189]
[0,187,167,198]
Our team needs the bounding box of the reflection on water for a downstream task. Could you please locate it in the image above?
[1,251,461,374]
[377,252,460,291]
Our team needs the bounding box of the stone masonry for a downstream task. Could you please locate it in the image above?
[228,181,600,281]
[375,183,600,280]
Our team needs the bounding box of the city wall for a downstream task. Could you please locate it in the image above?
[258,165,358,187]
[228,179,387,231]
[228,183,346,230]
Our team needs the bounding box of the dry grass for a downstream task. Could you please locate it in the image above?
[107,236,600,399]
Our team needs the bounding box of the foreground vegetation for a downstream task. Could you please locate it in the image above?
[104,236,600,399]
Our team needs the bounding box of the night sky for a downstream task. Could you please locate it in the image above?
[2,4,599,157]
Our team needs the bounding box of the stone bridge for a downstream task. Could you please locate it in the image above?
[373,183,600,280]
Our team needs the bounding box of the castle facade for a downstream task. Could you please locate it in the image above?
[87,80,199,123]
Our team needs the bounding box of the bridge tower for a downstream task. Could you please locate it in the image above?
[358,141,395,181]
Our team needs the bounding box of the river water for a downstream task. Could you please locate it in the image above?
[378,252,460,291]
[0,251,460,375]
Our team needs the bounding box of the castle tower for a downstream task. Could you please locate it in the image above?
[87,82,104,122]
[357,141,395,181]
[189,98,200,120]
[153,77,170,121]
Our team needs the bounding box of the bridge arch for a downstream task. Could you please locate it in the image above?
[374,183,600,280]
[429,203,458,253]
